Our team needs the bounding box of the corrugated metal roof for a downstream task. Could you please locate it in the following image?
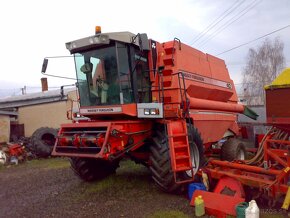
[0,110,18,116]
[0,88,76,109]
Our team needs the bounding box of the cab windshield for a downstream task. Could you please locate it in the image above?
[75,43,134,106]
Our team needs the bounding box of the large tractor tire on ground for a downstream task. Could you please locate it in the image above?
[221,138,247,161]
[70,158,119,182]
[149,124,204,193]
[31,127,58,157]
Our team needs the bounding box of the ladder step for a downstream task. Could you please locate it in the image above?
[163,41,175,52]
[163,69,173,76]
[175,150,189,157]
[163,81,171,87]
[169,133,188,138]
[162,96,171,103]
[164,47,175,55]
[163,57,174,66]
[175,177,194,184]
[175,166,191,172]
[175,155,190,160]
[173,143,188,148]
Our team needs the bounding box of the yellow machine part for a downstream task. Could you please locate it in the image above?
[265,68,290,89]
[282,186,290,210]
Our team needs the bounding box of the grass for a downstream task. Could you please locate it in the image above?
[80,160,152,196]
[29,157,70,169]
[0,164,4,171]
[0,157,70,171]
[147,210,191,218]
[24,157,70,169]
[68,159,156,204]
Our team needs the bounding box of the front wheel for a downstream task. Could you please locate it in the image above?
[70,158,119,182]
[149,124,204,193]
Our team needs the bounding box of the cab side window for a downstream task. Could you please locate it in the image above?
[134,51,151,103]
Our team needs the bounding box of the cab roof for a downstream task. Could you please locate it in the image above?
[65,31,141,54]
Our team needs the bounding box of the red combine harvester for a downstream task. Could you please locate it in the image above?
[41,27,289,206]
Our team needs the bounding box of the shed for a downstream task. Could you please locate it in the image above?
[0,88,77,138]
[0,110,18,143]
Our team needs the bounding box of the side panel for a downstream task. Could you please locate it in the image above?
[190,111,239,143]
[266,88,290,133]
[266,88,290,123]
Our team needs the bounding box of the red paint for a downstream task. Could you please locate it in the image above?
[214,176,245,198]
[8,144,25,157]
[190,190,245,217]
[52,120,152,159]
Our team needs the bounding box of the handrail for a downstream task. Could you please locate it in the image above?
[171,38,181,66]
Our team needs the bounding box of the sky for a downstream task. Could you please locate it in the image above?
[0,0,289,97]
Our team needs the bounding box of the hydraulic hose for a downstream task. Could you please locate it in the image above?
[245,126,273,165]
[245,127,289,166]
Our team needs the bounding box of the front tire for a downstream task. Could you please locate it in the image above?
[70,158,119,182]
[149,124,204,193]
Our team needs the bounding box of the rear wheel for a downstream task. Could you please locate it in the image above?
[221,138,247,161]
[70,158,119,182]
[149,124,204,193]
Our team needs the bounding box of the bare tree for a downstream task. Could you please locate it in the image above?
[242,37,285,105]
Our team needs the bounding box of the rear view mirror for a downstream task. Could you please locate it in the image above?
[139,33,150,51]
[40,56,76,80]
[41,58,48,73]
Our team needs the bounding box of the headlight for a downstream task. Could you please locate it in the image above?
[144,108,159,115]
[150,108,159,115]
[99,34,109,42]
[89,35,109,44]
[65,42,77,50]
[144,108,150,115]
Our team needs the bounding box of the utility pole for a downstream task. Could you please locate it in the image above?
[21,86,27,95]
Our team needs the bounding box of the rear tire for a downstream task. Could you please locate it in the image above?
[70,158,119,182]
[221,138,247,161]
[149,124,204,193]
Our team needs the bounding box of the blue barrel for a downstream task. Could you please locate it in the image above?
[188,183,206,200]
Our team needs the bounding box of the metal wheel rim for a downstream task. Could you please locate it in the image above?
[186,142,200,177]
[237,149,245,160]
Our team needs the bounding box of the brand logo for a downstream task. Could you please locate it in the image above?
[179,71,232,89]
[80,107,122,114]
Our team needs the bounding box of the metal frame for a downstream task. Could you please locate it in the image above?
[203,127,289,206]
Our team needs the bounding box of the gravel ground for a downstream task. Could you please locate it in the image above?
[0,158,287,218]
[0,158,194,218]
